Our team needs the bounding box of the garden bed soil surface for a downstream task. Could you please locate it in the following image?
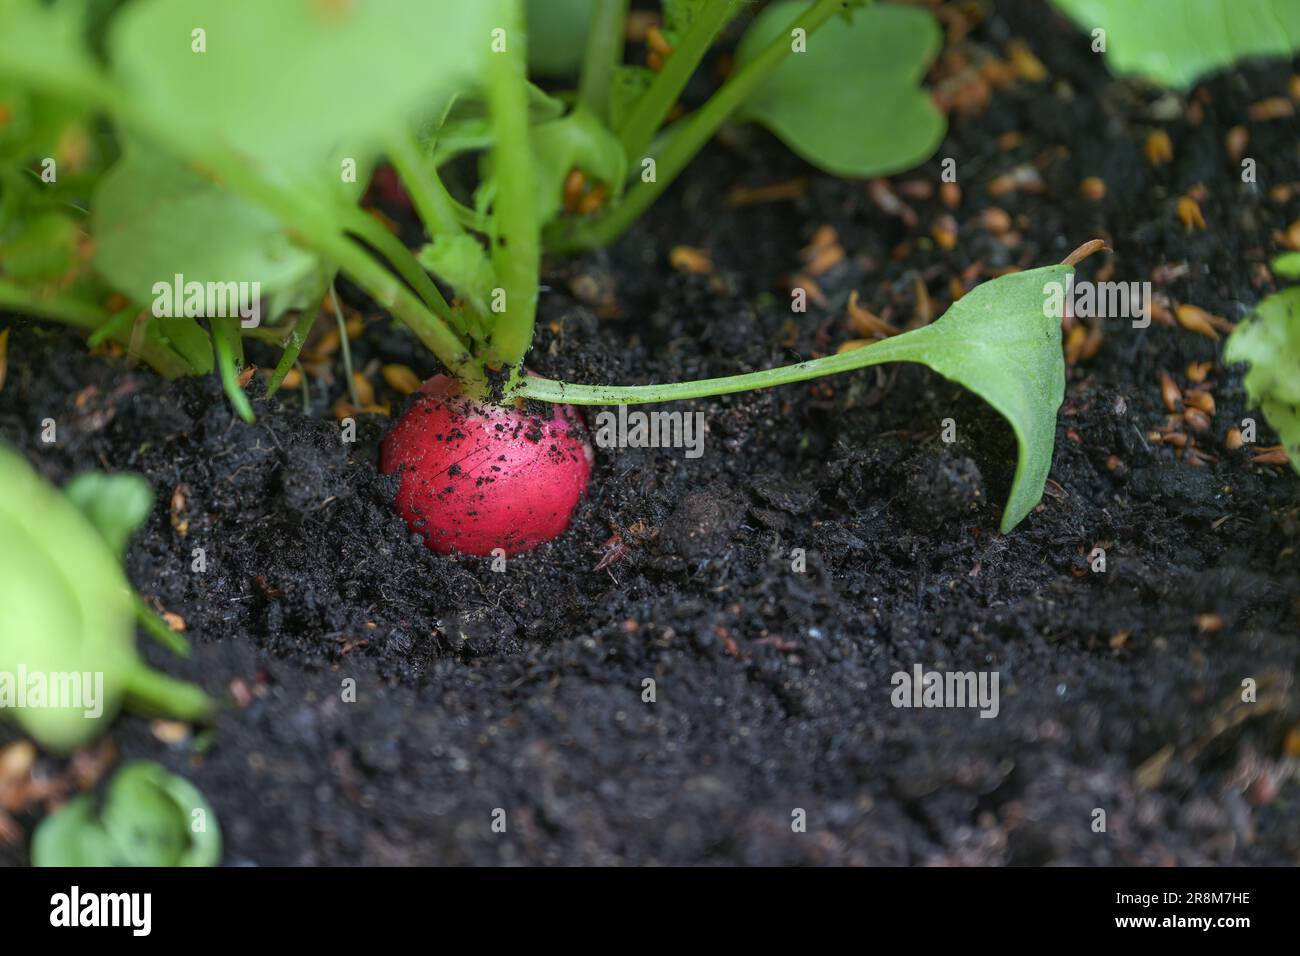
[2,0,1298,865]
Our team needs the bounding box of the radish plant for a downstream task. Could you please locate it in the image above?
[0,0,1075,554]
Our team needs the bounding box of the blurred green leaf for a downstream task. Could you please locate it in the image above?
[1224,282,1300,475]
[0,0,100,90]
[63,471,153,558]
[526,105,627,224]
[33,761,221,867]
[108,0,493,173]
[91,142,320,356]
[525,0,593,76]
[1051,0,1300,89]
[0,445,210,752]
[1270,251,1300,280]
[0,211,78,283]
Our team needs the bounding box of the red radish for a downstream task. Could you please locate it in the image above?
[370,164,413,212]
[381,375,592,556]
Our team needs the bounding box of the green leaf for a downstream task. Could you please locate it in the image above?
[430,84,569,167]
[28,793,113,866]
[91,142,321,365]
[63,471,154,558]
[0,0,100,92]
[0,444,210,752]
[516,266,1069,533]
[1270,251,1300,280]
[33,761,221,867]
[1224,285,1300,474]
[526,0,593,76]
[418,235,498,316]
[734,0,945,178]
[0,211,78,283]
[109,0,494,173]
[1050,0,1300,89]
[895,266,1069,530]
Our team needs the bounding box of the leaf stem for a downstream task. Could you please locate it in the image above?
[511,324,938,405]
[122,663,212,722]
[330,284,361,408]
[484,0,541,381]
[343,206,465,334]
[266,295,323,399]
[133,594,191,657]
[552,0,849,252]
[578,0,630,127]
[212,319,255,423]
[616,0,744,162]
[384,126,468,240]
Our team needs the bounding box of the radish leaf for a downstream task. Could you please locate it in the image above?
[91,143,320,341]
[515,266,1069,532]
[1050,0,1300,89]
[1224,280,1300,474]
[33,761,220,867]
[63,471,153,559]
[108,0,492,172]
[734,0,944,178]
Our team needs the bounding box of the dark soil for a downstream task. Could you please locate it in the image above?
[2,0,1298,865]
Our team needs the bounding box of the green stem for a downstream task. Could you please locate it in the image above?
[342,206,467,337]
[511,321,942,405]
[133,594,191,657]
[376,136,490,343]
[123,662,213,722]
[330,284,360,408]
[617,0,744,162]
[578,0,630,126]
[448,195,490,232]
[266,293,324,398]
[554,0,848,252]
[485,0,540,380]
[385,126,467,239]
[85,305,136,347]
[212,319,255,423]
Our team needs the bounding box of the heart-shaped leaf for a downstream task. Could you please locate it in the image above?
[734,0,945,178]
[1050,0,1300,89]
